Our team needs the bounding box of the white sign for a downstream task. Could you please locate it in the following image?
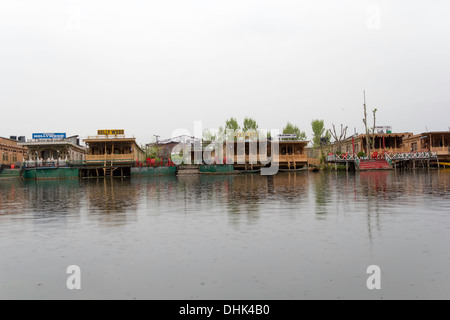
[375,126,392,133]
[278,134,297,139]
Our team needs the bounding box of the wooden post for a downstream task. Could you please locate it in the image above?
[335,162,337,171]
[346,161,349,171]
[429,133,432,152]
[112,142,114,167]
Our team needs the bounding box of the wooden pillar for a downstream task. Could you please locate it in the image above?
[112,142,114,167]
[346,161,349,171]
[335,162,337,171]
[429,133,432,152]
[413,160,416,169]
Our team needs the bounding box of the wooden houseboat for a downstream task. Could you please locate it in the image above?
[83,130,145,177]
[403,131,450,163]
[329,132,414,155]
[224,139,309,171]
[18,134,86,180]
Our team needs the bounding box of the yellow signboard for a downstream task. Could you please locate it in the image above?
[97,129,125,136]
[234,131,258,139]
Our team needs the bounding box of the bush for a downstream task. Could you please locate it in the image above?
[357,151,365,158]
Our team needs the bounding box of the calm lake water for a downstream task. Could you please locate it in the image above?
[1,170,450,300]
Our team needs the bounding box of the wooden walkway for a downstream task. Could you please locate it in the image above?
[326,152,439,170]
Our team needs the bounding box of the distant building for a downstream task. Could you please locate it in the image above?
[0,136,27,168]
[146,135,201,161]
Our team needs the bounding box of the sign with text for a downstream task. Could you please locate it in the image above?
[32,133,66,140]
[234,131,258,139]
[375,126,392,133]
[278,134,297,139]
[97,129,125,136]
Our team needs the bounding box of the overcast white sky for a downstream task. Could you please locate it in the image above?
[1,0,449,145]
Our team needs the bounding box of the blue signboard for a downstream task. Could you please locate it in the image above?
[32,133,66,140]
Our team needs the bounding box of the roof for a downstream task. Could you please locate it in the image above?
[84,137,144,153]
[403,131,450,141]
[17,140,86,152]
[0,136,23,143]
[421,131,450,135]
[336,133,413,142]
[224,139,309,143]
[84,137,138,143]
[357,133,413,138]
[277,140,309,144]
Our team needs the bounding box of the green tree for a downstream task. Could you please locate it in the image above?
[225,117,240,132]
[146,144,159,159]
[282,122,307,140]
[242,117,258,132]
[311,119,331,147]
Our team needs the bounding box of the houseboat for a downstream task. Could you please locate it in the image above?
[329,132,414,155]
[222,138,309,172]
[83,130,145,177]
[403,131,450,164]
[18,133,86,180]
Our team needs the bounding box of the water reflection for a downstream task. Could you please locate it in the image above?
[271,172,309,200]
[84,178,138,227]
[25,180,82,226]
[312,172,331,217]
[0,170,450,299]
[358,172,388,242]
[0,181,27,216]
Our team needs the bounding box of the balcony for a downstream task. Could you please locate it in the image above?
[86,154,135,162]
[277,154,307,163]
[431,146,450,155]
